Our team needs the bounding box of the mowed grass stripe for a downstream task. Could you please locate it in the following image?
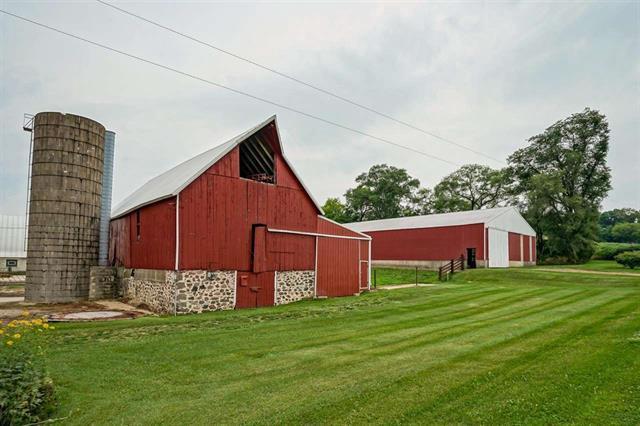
[279,293,634,425]
[50,285,499,345]
[152,288,610,423]
[398,295,640,424]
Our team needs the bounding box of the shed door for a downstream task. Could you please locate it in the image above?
[488,228,509,268]
[360,261,369,290]
[235,271,275,309]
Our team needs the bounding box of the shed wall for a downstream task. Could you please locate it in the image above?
[509,232,522,261]
[366,223,485,262]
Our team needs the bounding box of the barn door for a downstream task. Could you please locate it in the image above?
[359,261,369,290]
[488,228,509,268]
[235,271,275,309]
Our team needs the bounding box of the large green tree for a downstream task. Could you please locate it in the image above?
[431,164,510,213]
[321,197,349,223]
[343,164,423,221]
[599,208,640,241]
[508,108,611,263]
[610,223,640,244]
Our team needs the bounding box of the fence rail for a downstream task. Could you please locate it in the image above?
[438,255,465,281]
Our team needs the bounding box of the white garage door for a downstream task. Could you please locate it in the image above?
[488,228,509,268]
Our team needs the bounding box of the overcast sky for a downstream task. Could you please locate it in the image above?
[1,1,638,217]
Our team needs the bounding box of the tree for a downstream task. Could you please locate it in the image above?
[321,197,348,223]
[610,223,640,243]
[507,108,611,263]
[598,208,640,241]
[344,164,423,221]
[431,164,510,213]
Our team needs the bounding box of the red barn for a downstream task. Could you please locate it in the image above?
[109,116,370,314]
[345,207,536,269]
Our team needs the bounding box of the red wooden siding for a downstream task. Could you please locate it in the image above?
[508,232,522,261]
[108,217,130,267]
[531,237,536,263]
[178,147,319,271]
[108,198,175,269]
[129,198,176,269]
[523,235,531,262]
[266,232,315,271]
[317,216,365,238]
[316,237,361,297]
[367,223,485,262]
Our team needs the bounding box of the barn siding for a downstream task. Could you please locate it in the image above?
[509,232,522,261]
[523,235,531,262]
[316,237,361,297]
[178,148,319,271]
[127,198,176,270]
[317,216,366,238]
[108,217,130,267]
[367,223,485,262]
[531,237,536,263]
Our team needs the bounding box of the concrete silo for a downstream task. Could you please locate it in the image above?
[25,112,107,302]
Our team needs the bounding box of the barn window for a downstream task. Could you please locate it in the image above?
[239,135,275,184]
[136,210,141,240]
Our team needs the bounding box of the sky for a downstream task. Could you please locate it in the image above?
[1,0,638,217]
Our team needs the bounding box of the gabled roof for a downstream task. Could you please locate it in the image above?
[111,116,323,219]
[345,206,536,236]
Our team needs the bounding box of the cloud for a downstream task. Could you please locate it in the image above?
[0,1,638,216]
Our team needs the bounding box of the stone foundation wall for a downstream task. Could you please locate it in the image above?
[88,266,116,300]
[175,270,236,314]
[275,270,314,305]
[122,269,176,314]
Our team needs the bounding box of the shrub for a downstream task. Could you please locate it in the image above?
[615,251,640,269]
[0,313,55,425]
[592,242,640,260]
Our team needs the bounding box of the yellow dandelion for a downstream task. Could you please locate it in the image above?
[0,329,4,335]
[21,310,30,317]
[6,340,13,346]
[42,324,50,329]
[13,333,21,339]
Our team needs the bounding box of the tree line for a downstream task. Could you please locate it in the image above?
[323,108,629,264]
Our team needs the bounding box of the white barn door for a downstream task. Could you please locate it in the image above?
[488,228,509,268]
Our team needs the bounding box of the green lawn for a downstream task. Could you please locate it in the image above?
[538,259,640,274]
[43,268,639,424]
[372,267,438,285]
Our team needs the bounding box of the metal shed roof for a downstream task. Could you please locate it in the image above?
[111,115,323,219]
[0,215,27,258]
[345,207,536,236]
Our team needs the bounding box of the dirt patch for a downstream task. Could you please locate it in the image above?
[536,268,640,277]
[0,299,149,322]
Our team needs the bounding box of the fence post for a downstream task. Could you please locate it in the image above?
[450,259,454,275]
[461,254,465,271]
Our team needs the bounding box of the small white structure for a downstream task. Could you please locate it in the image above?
[0,215,27,272]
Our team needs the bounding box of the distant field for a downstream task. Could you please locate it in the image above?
[41,267,640,424]
[372,267,438,285]
[539,260,640,274]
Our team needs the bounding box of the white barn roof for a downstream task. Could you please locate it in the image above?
[111,115,323,219]
[0,215,27,258]
[345,207,536,237]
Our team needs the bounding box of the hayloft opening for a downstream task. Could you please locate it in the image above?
[239,134,275,184]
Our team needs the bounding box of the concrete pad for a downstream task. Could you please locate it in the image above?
[0,296,24,304]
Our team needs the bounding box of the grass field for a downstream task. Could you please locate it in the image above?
[43,268,639,424]
[372,267,438,285]
[538,259,640,273]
